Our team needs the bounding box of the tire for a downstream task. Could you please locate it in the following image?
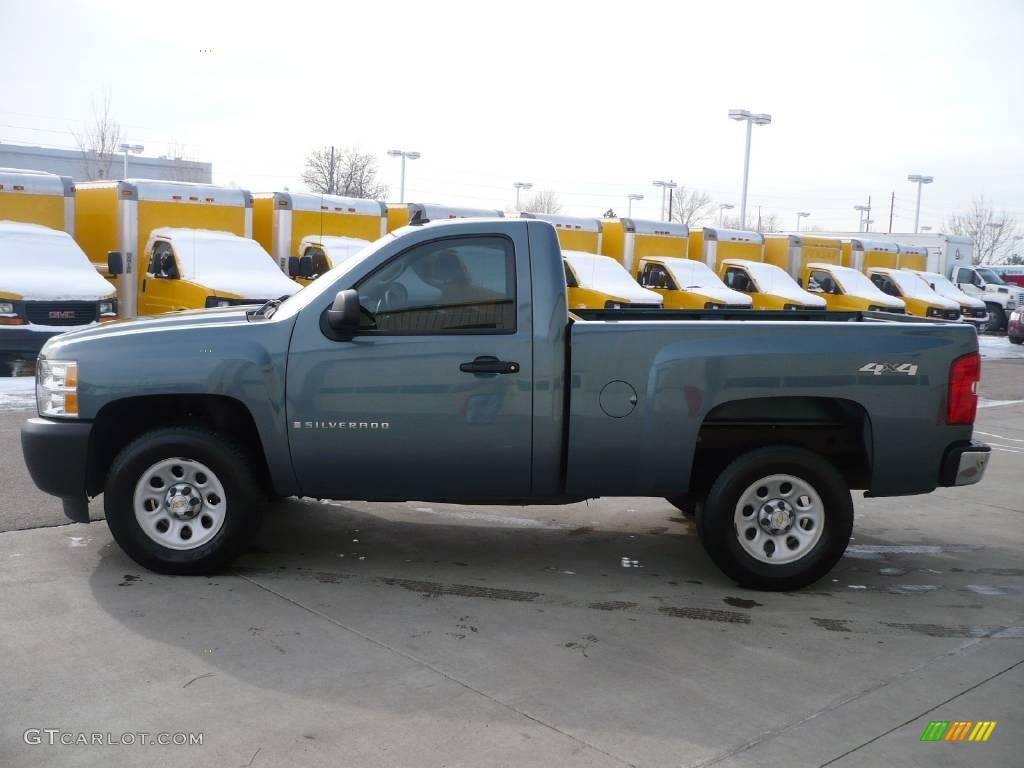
[983,304,1005,334]
[1010,335,1023,345]
[104,427,265,575]
[665,495,694,517]
[696,446,853,591]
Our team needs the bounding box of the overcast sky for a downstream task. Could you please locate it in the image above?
[2,0,1022,232]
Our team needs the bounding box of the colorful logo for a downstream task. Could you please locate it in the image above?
[920,721,997,742]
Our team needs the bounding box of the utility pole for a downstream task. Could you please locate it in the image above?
[865,196,872,232]
[328,146,335,195]
[667,187,674,222]
[888,191,895,233]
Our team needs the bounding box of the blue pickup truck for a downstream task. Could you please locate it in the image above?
[21,218,989,589]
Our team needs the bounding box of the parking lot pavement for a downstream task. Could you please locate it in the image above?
[0,360,1021,767]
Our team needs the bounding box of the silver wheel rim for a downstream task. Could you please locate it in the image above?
[133,458,227,550]
[733,474,824,565]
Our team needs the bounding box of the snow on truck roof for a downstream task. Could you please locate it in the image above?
[621,218,688,237]
[563,251,662,304]
[76,180,252,206]
[260,191,385,217]
[721,258,826,306]
[703,227,763,244]
[521,212,602,233]
[0,168,72,197]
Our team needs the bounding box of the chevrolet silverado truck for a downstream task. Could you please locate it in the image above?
[21,218,990,590]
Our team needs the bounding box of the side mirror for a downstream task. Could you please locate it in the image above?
[326,289,361,339]
[107,251,123,276]
[287,256,299,277]
[299,255,314,278]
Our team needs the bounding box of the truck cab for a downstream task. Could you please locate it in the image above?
[124,228,301,313]
[866,267,961,320]
[910,270,988,329]
[637,256,751,309]
[0,222,117,373]
[950,264,1024,332]
[801,263,905,313]
[563,251,662,309]
[718,258,826,311]
[294,235,372,286]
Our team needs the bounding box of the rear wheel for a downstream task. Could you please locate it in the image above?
[983,304,1005,333]
[696,446,853,591]
[1010,335,1023,345]
[104,428,265,575]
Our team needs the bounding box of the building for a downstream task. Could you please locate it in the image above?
[0,143,212,183]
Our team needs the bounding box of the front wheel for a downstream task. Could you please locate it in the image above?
[104,428,265,575]
[1009,335,1023,345]
[983,304,1005,333]
[696,446,853,591]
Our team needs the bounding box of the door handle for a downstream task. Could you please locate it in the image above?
[460,356,520,375]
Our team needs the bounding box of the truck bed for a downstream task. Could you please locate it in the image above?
[573,308,933,323]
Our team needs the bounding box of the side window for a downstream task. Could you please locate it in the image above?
[808,270,838,294]
[724,267,754,293]
[955,268,974,284]
[642,265,672,289]
[356,236,516,333]
[149,242,179,279]
[872,275,900,297]
[305,247,330,277]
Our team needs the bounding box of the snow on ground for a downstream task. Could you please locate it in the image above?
[979,334,1024,361]
[0,377,35,412]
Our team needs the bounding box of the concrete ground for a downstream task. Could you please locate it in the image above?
[0,359,1021,767]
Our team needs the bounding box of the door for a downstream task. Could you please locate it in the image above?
[287,232,534,500]
[955,267,981,298]
[139,241,181,314]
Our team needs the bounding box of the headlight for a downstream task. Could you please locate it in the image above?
[98,300,115,316]
[36,359,78,418]
[926,306,942,317]
[604,300,624,309]
[0,302,14,314]
[205,296,233,308]
[704,302,721,309]
[783,303,799,310]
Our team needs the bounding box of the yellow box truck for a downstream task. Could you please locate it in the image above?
[689,227,764,272]
[838,238,899,272]
[75,180,298,317]
[601,218,688,277]
[520,213,602,254]
[252,191,386,280]
[896,244,928,272]
[636,256,751,309]
[763,234,841,275]
[1,169,118,370]
[563,251,662,310]
[386,203,504,232]
[865,267,961,320]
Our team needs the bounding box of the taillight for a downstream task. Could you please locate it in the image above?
[947,352,980,425]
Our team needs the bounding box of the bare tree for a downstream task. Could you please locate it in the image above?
[946,196,1021,264]
[74,91,122,180]
[669,186,715,226]
[301,146,388,199]
[522,188,563,214]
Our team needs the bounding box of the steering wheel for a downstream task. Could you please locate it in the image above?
[375,283,408,313]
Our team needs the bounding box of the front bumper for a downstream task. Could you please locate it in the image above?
[939,441,991,487]
[21,417,93,522]
[0,328,59,360]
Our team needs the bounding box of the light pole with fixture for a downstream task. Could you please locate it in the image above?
[854,203,870,232]
[652,180,677,222]
[796,211,810,231]
[626,193,644,217]
[513,181,533,210]
[119,143,144,179]
[907,174,934,234]
[728,109,771,228]
[718,203,734,226]
[387,149,421,203]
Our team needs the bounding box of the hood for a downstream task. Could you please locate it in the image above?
[687,285,752,306]
[564,252,662,305]
[0,221,115,301]
[202,269,300,300]
[42,306,255,349]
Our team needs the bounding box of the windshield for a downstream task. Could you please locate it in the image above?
[664,259,727,289]
[175,236,290,282]
[565,253,639,292]
[886,270,943,299]
[976,267,1008,285]
[919,272,963,299]
[829,266,888,296]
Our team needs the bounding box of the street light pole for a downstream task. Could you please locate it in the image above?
[652,180,677,222]
[513,181,533,210]
[387,149,421,203]
[854,203,870,233]
[626,193,644,217]
[718,203,734,226]
[728,109,772,229]
[118,143,144,179]
[907,174,934,234]
[795,211,810,231]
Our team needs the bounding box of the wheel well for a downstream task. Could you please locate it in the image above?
[691,397,872,500]
[86,395,270,497]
